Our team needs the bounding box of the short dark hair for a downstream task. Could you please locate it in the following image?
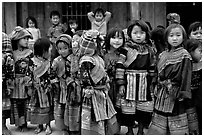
[127,20,150,42]
[94,8,105,17]
[25,16,38,28]
[164,23,187,51]
[68,19,78,25]
[50,10,60,18]
[34,38,51,57]
[105,27,125,51]
[187,21,202,37]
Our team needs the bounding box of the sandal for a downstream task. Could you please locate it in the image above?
[45,125,52,135]
[34,125,43,134]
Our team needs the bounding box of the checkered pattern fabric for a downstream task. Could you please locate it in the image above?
[9,26,33,41]
[2,32,12,52]
[79,29,99,56]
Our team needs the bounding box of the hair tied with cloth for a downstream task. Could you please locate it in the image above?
[79,29,102,56]
[55,34,72,48]
[9,26,33,40]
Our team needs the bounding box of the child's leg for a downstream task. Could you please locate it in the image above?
[2,117,11,135]
[137,122,144,135]
[34,124,43,134]
[45,122,52,135]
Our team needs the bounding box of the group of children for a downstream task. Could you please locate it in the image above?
[2,8,202,135]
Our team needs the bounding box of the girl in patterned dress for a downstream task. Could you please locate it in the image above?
[9,26,33,132]
[64,31,83,135]
[115,20,156,135]
[51,34,79,135]
[79,29,118,135]
[30,38,53,135]
[147,24,192,135]
[2,32,15,135]
[103,27,125,134]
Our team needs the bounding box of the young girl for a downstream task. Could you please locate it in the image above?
[2,32,15,135]
[147,24,192,135]
[115,20,156,135]
[51,34,79,135]
[104,27,125,107]
[103,27,125,134]
[64,31,83,135]
[30,38,53,135]
[185,39,202,134]
[9,26,33,132]
[79,29,117,135]
[25,16,41,51]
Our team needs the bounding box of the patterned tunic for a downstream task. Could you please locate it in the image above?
[79,55,117,135]
[11,49,33,99]
[2,32,15,111]
[115,40,156,114]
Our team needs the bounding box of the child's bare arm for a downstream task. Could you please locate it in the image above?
[87,11,95,22]
[104,11,112,22]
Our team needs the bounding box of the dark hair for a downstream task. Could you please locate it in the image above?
[50,10,60,18]
[151,26,166,53]
[127,20,151,42]
[94,8,105,17]
[25,16,38,28]
[34,38,51,57]
[187,21,202,37]
[105,27,125,51]
[164,23,187,51]
[68,19,78,25]
[185,39,201,53]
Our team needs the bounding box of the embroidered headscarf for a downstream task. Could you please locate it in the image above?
[79,29,100,56]
[9,26,33,40]
[55,34,72,49]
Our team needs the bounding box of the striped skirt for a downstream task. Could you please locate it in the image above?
[54,102,67,130]
[10,98,27,126]
[147,112,189,135]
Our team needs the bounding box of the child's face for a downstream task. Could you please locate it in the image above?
[191,46,202,62]
[51,15,60,25]
[18,37,29,48]
[168,27,183,48]
[28,20,35,28]
[72,35,81,55]
[189,27,202,42]
[131,25,146,43]
[95,12,104,22]
[110,32,123,49]
[57,42,70,57]
[70,23,78,30]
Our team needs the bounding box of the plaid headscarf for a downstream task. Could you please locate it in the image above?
[55,34,72,49]
[2,32,12,52]
[79,29,100,56]
[167,13,181,24]
[9,26,33,40]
